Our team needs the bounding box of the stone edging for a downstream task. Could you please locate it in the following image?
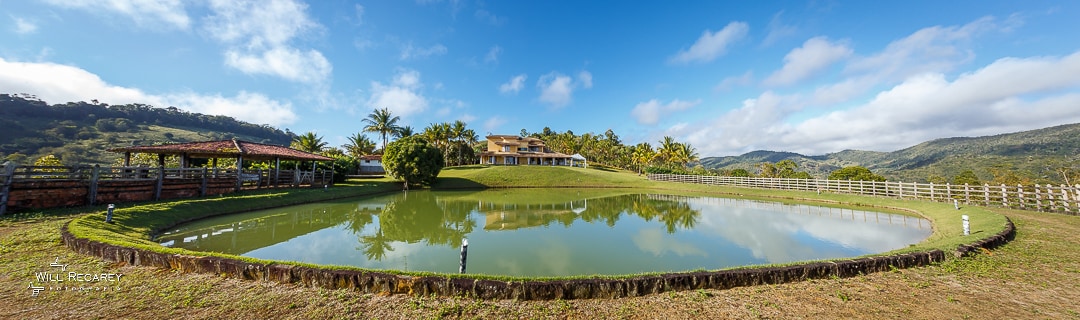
[61,216,1014,300]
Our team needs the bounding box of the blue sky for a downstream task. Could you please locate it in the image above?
[2,1,1079,157]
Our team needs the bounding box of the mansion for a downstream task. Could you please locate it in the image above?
[479,135,586,167]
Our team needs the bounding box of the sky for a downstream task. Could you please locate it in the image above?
[2,0,1079,157]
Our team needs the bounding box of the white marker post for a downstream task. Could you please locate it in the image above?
[954,199,960,210]
[962,215,970,236]
[459,239,469,274]
[106,204,115,224]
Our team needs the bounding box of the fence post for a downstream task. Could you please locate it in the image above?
[88,165,100,206]
[154,166,164,201]
[929,183,935,201]
[1018,185,1025,210]
[963,183,971,205]
[983,184,990,206]
[1035,184,1043,211]
[200,167,208,197]
[1001,184,1008,208]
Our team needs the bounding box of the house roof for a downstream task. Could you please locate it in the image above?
[108,139,334,161]
[359,154,382,160]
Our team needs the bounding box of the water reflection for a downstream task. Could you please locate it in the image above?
[158,189,930,277]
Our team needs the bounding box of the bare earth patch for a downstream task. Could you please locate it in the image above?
[2,208,1080,319]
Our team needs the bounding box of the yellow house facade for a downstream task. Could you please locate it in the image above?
[479,135,581,166]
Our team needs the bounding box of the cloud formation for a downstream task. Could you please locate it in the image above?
[763,37,852,86]
[42,0,191,30]
[499,74,527,94]
[204,0,330,84]
[0,58,297,126]
[13,17,38,34]
[630,99,701,125]
[400,43,448,60]
[669,21,749,64]
[366,69,429,118]
[536,71,592,108]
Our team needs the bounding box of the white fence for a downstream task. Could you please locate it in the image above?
[647,174,1080,214]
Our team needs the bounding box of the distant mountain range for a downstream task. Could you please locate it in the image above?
[700,123,1080,184]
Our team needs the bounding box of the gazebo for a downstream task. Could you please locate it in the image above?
[570,153,588,168]
[108,139,334,188]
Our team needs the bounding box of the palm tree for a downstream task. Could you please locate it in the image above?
[422,123,448,150]
[631,142,655,175]
[395,126,415,138]
[657,136,678,165]
[673,142,699,168]
[291,131,327,153]
[450,120,468,166]
[343,133,377,159]
[362,108,402,151]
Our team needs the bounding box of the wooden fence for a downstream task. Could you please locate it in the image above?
[0,163,334,215]
[647,174,1080,214]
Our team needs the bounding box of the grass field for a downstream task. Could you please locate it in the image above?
[2,165,1076,318]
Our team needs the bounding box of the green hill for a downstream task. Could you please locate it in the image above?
[0,94,294,166]
[700,123,1080,184]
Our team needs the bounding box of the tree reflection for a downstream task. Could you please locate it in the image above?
[347,191,703,261]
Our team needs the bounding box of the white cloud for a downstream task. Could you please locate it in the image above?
[675,50,1080,156]
[13,17,38,34]
[577,71,593,89]
[366,69,429,118]
[846,16,999,81]
[715,71,753,91]
[0,57,297,126]
[763,37,852,86]
[630,99,701,125]
[762,11,797,46]
[499,74,527,94]
[484,45,502,64]
[354,4,365,25]
[668,21,749,64]
[42,0,190,30]
[536,71,592,108]
[400,43,448,60]
[483,116,507,132]
[224,47,331,84]
[204,0,329,84]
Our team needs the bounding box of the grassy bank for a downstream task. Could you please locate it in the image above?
[0,165,1048,317]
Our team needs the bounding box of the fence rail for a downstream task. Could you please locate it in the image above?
[1,164,334,215]
[647,174,1080,214]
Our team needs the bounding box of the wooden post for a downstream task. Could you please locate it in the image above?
[1018,185,1025,210]
[1062,185,1071,213]
[964,183,971,205]
[1001,184,1008,208]
[945,183,951,202]
[1035,184,1042,211]
[200,167,208,196]
[235,156,243,192]
[274,158,281,188]
[930,183,935,201]
[154,166,164,201]
[88,165,100,206]
[983,184,990,206]
[256,169,263,189]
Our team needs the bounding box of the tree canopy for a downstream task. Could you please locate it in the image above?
[382,136,444,188]
[828,166,886,181]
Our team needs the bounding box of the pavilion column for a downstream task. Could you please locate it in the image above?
[157,154,165,167]
[123,152,131,166]
[294,162,299,188]
[235,155,243,192]
[274,158,281,188]
[310,161,316,186]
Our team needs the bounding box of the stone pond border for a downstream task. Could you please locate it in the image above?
[60,215,1015,300]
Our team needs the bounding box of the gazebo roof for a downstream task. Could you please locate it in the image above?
[108,139,334,161]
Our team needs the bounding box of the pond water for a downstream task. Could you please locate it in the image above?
[157,189,931,277]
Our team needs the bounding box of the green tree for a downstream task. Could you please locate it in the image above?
[828,166,886,181]
[362,107,402,150]
[758,162,778,178]
[291,131,327,153]
[395,125,415,138]
[730,168,751,177]
[631,142,655,175]
[382,136,444,189]
[952,170,982,185]
[342,133,377,159]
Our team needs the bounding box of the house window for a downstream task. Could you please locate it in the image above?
[502,146,511,152]
[518,147,528,152]
[364,160,370,163]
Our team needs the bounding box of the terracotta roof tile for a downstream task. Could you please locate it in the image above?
[108,139,333,161]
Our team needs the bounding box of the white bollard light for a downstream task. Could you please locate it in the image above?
[106,204,115,224]
[954,199,959,210]
[962,215,970,236]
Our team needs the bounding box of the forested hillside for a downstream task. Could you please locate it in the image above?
[701,123,1080,185]
[0,94,294,166]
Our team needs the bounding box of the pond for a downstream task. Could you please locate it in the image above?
[157,189,931,277]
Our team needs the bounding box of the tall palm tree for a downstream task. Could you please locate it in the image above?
[422,123,448,150]
[291,131,327,153]
[657,136,678,165]
[395,125,415,138]
[450,120,468,166]
[343,133,376,158]
[673,142,699,168]
[632,142,655,175]
[362,107,402,151]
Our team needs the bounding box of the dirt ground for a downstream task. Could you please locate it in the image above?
[1,207,1079,319]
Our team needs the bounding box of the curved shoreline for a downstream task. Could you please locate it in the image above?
[61,184,1016,300]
